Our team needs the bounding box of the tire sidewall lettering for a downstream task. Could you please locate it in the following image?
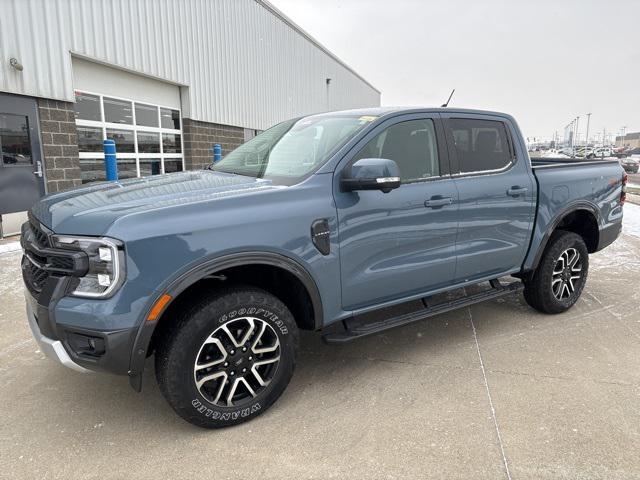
[191,398,262,420]
[217,308,288,336]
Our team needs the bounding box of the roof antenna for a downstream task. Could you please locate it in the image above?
[441,89,455,107]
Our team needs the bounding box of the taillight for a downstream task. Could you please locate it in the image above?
[621,172,628,205]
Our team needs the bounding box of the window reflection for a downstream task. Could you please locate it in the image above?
[0,113,32,166]
[104,97,133,124]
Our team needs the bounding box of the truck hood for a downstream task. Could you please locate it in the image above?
[31,170,276,235]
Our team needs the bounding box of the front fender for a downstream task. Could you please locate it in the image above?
[127,250,323,391]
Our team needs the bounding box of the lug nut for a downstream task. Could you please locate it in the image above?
[242,347,247,352]
[230,371,235,376]
[248,356,253,361]
[242,368,247,373]
[223,362,229,367]
[229,349,235,355]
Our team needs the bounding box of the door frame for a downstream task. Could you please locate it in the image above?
[0,92,46,214]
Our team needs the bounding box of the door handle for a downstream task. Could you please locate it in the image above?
[507,186,528,197]
[424,196,453,208]
[34,160,43,178]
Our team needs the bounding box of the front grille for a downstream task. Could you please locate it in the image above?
[29,218,50,247]
[22,256,50,295]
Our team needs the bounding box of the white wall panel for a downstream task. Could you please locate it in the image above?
[0,0,380,130]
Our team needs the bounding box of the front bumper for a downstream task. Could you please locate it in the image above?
[25,293,89,373]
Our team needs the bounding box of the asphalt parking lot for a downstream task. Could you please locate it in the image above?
[1,204,640,480]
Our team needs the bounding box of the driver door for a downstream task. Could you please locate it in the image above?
[334,114,458,311]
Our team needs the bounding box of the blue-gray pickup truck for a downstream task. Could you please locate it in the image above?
[21,107,626,428]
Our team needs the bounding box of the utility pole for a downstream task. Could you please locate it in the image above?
[574,116,580,155]
[620,125,626,147]
[584,113,591,148]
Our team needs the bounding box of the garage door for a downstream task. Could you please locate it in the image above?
[72,58,184,184]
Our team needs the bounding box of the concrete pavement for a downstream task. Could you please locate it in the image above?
[1,206,639,479]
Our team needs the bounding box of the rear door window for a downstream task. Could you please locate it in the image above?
[448,119,513,174]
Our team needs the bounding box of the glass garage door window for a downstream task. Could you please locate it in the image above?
[73,91,184,184]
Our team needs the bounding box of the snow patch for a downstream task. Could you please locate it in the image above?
[0,242,21,255]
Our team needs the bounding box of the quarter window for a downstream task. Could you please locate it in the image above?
[352,119,440,182]
[448,119,513,173]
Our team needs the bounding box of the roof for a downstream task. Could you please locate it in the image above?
[256,0,380,93]
[309,106,515,119]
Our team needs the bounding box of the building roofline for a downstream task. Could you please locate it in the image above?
[255,0,380,94]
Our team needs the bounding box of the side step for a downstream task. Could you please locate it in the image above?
[322,280,524,344]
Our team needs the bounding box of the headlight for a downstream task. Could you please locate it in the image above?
[51,235,125,298]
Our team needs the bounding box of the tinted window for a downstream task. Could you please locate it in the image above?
[135,103,158,127]
[77,126,103,152]
[448,119,512,173]
[106,129,135,153]
[0,113,32,166]
[139,158,161,176]
[137,132,160,153]
[352,119,439,182]
[104,97,133,124]
[74,92,101,121]
[160,108,180,129]
[162,133,182,153]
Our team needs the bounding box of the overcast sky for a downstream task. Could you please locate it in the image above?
[269,0,640,142]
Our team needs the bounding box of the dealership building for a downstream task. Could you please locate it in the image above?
[0,0,379,236]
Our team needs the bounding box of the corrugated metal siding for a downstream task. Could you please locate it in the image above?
[0,0,380,130]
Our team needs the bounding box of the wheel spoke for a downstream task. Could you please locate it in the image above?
[567,249,580,268]
[562,283,570,298]
[193,316,282,407]
[196,370,227,390]
[194,337,227,371]
[226,377,241,406]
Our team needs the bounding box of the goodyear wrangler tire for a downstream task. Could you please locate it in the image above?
[155,286,298,428]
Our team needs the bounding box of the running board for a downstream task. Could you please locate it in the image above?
[322,280,524,344]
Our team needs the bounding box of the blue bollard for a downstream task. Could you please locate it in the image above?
[103,139,118,181]
[213,143,222,163]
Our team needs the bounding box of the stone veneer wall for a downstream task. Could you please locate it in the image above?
[37,99,82,193]
[182,119,245,170]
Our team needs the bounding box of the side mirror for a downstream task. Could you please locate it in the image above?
[341,158,401,193]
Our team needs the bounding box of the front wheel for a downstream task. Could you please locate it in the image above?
[524,231,589,314]
[155,287,299,428]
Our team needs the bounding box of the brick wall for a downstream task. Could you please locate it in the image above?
[182,119,244,170]
[37,99,82,193]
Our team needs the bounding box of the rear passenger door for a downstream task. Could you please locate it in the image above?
[442,115,535,282]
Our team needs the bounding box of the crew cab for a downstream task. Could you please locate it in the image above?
[21,107,625,428]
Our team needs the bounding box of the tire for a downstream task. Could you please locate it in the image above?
[523,230,589,314]
[155,286,298,428]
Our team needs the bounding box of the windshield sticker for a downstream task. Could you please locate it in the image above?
[358,115,377,123]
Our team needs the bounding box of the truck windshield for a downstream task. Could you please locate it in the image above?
[210,114,376,185]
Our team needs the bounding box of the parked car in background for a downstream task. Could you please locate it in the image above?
[620,156,639,173]
[21,107,625,428]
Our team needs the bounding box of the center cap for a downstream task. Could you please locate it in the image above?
[234,357,244,366]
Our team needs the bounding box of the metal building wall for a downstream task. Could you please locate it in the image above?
[0,0,380,130]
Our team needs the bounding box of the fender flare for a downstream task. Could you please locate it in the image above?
[529,201,601,271]
[127,251,323,390]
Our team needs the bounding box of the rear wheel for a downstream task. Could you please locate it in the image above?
[155,287,298,428]
[524,231,589,314]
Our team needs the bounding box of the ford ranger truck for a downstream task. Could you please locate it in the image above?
[21,108,625,428]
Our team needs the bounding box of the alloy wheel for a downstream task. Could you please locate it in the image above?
[551,247,582,301]
[193,317,280,407]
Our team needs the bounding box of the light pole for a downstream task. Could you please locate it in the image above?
[620,125,626,148]
[584,113,591,149]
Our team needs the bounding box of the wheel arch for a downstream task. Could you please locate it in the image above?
[530,202,601,272]
[128,251,323,391]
